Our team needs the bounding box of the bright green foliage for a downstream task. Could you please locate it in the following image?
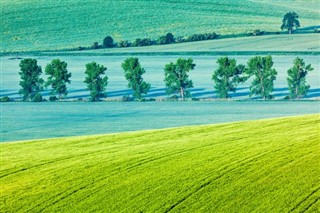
[18,58,44,102]
[246,56,277,100]
[1,114,319,212]
[84,62,108,101]
[164,58,195,100]
[121,57,150,100]
[212,57,247,99]
[2,1,319,52]
[45,59,72,100]
[287,57,313,99]
[281,12,300,34]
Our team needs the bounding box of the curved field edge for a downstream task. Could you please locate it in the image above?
[1,114,319,212]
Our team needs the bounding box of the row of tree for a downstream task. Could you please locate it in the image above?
[15,56,313,102]
[94,32,219,50]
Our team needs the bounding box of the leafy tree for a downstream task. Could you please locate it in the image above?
[84,62,108,101]
[157,36,168,45]
[164,58,195,100]
[281,12,300,34]
[132,38,153,47]
[91,42,99,49]
[45,59,72,100]
[121,57,150,100]
[157,33,175,45]
[212,57,247,99]
[166,33,175,44]
[287,57,313,99]
[103,36,114,48]
[246,56,277,100]
[19,58,44,101]
[118,40,130,47]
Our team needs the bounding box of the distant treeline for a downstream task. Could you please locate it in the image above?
[1,56,314,102]
[72,11,320,51]
[82,32,219,51]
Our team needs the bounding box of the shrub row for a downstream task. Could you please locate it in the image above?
[79,32,219,50]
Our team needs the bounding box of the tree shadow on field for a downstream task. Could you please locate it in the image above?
[298,25,320,31]
[305,88,320,98]
[107,89,132,97]
[0,90,19,97]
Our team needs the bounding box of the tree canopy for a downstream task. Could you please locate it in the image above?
[84,62,108,101]
[287,57,313,99]
[164,58,195,100]
[19,58,44,102]
[281,12,300,34]
[246,56,277,100]
[103,36,114,48]
[212,57,247,99]
[121,57,150,100]
[45,59,71,100]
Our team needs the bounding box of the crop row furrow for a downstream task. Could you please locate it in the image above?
[164,150,273,212]
[0,144,120,179]
[39,142,221,209]
[302,196,320,213]
[163,139,303,212]
[289,186,320,213]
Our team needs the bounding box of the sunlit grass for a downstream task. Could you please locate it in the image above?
[1,114,319,212]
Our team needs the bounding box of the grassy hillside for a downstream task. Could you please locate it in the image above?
[1,114,319,212]
[1,0,319,52]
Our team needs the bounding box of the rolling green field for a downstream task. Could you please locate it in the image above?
[1,0,319,52]
[1,114,319,212]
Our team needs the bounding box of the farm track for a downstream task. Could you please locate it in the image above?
[1,114,319,212]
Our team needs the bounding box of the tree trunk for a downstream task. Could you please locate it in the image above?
[180,87,184,100]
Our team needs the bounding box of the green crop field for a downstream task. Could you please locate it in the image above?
[1,114,319,212]
[1,0,319,52]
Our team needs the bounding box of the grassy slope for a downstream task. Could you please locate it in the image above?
[1,0,319,52]
[1,114,320,212]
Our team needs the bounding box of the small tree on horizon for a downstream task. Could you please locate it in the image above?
[281,12,300,34]
[212,57,247,99]
[246,56,277,100]
[45,59,72,100]
[121,57,150,100]
[166,33,175,44]
[287,57,313,99]
[19,58,44,101]
[164,58,195,100]
[84,62,108,101]
[103,36,114,48]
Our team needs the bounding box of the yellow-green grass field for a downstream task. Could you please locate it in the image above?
[1,114,320,212]
[1,0,319,52]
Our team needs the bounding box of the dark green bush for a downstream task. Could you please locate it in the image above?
[91,42,99,49]
[103,36,114,48]
[132,38,153,47]
[0,96,11,102]
[186,32,218,42]
[118,40,130,47]
[49,96,58,101]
